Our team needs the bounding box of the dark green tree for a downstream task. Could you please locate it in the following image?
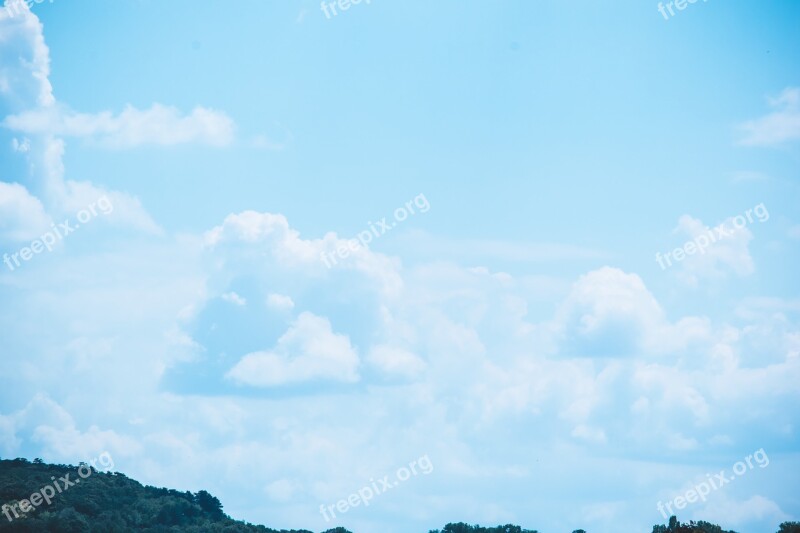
[195,489,225,519]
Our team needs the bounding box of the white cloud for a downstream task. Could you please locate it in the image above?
[5,104,235,148]
[367,344,427,379]
[556,267,665,347]
[226,312,360,387]
[12,137,162,234]
[53,171,162,234]
[266,293,294,311]
[553,266,712,356]
[0,7,161,235]
[3,222,800,532]
[221,292,247,306]
[0,394,141,460]
[0,181,52,241]
[671,214,755,286]
[205,210,403,296]
[0,0,55,108]
[738,87,800,146]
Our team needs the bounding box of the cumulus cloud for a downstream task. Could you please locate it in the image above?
[0,0,55,109]
[738,87,800,146]
[226,312,360,387]
[204,210,403,296]
[0,181,52,241]
[0,394,141,460]
[553,267,711,357]
[555,267,665,356]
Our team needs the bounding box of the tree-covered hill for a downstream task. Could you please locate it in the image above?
[0,458,343,533]
[2,458,799,533]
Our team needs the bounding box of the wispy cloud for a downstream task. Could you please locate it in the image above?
[5,104,235,148]
[738,87,800,147]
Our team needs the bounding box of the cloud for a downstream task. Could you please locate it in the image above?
[221,292,247,306]
[0,181,52,242]
[671,214,755,286]
[0,394,141,460]
[367,344,427,379]
[738,87,800,146]
[11,137,30,152]
[204,210,403,296]
[553,267,711,357]
[0,4,162,235]
[226,312,360,387]
[22,137,162,234]
[5,104,235,148]
[555,267,664,356]
[0,0,55,109]
[205,211,310,252]
[266,293,294,311]
[3,217,800,532]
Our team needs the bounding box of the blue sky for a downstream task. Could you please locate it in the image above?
[1,1,799,532]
